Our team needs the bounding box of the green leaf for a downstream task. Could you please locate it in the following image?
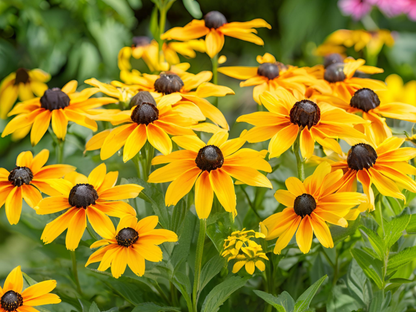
[22,272,38,286]
[89,302,100,312]
[293,275,327,312]
[253,290,295,312]
[171,211,197,270]
[206,212,233,252]
[351,249,384,289]
[359,227,384,260]
[387,246,416,275]
[201,276,249,312]
[182,0,202,18]
[131,303,180,312]
[406,214,416,233]
[368,290,383,312]
[346,260,371,308]
[383,207,411,248]
[199,255,226,292]
[149,6,159,40]
[331,216,361,244]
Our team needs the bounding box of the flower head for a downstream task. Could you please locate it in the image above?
[0,68,50,119]
[383,74,416,106]
[338,0,373,20]
[36,163,143,250]
[0,266,61,312]
[0,150,75,225]
[148,131,272,219]
[261,162,367,254]
[86,215,178,278]
[161,11,271,58]
[1,81,118,145]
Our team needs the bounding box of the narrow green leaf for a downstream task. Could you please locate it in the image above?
[331,216,361,244]
[294,275,327,312]
[387,246,416,274]
[368,290,383,312]
[351,249,383,289]
[132,303,180,312]
[359,227,384,260]
[383,207,411,248]
[89,302,100,312]
[22,272,38,286]
[182,0,202,18]
[199,255,226,292]
[346,260,371,308]
[253,290,287,312]
[406,214,416,233]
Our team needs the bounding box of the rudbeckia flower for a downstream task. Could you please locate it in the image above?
[148,131,273,219]
[261,162,367,254]
[383,74,416,106]
[85,91,215,161]
[0,150,75,225]
[0,266,61,312]
[326,87,416,144]
[218,53,332,104]
[84,78,140,105]
[237,89,366,159]
[161,11,271,58]
[129,71,234,129]
[0,68,50,119]
[1,81,118,145]
[85,215,178,278]
[36,163,142,250]
[328,136,416,208]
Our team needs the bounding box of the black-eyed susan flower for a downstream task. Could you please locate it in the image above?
[85,215,178,278]
[222,229,268,275]
[148,131,272,218]
[260,162,367,254]
[1,81,118,145]
[0,68,50,119]
[218,53,332,104]
[161,11,271,58]
[326,87,416,144]
[85,91,216,161]
[131,70,234,130]
[328,136,416,209]
[36,163,142,250]
[0,266,61,311]
[0,150,75,225]
[237,89,366,159]
[384,74,416,106]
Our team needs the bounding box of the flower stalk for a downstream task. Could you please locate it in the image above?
[192,218,207,312]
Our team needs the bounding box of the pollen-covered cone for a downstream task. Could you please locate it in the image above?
[261,162,367,254]
[86,215,178,278]
[148,131,273,219]
[36,163,142,250]
[218,53,332,104]
[0,266,61,311]
[237,88,366,159]
[0,149,75,225]
[1,80,118,145]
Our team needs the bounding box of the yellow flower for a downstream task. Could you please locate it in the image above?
[85,78,141,104]
[36,163,143,250]
[237,88,366,159]
[0,150,75,225]
[222,228,265,258]
[0,266,61,311]
[384,74,416,106]
[1,81,118,145]
[148,131,273,219]
[218,53,332,104]
[261,162,367,254]
[0,68,50,119]
[161,11,271,58]
[86,215,178,278]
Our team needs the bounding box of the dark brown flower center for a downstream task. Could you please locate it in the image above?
[323,53,344,69]
[257,63,280,80]
[195,145,224,172]
[129,91,156,108]
[130,102,159,125]
[290,100,320,129]
[14,68,30,85]
[1,290,23,312]
[40,88,70,111]
[294,194,316,218]
[324,63,346,83]
[8,166,33,187]
[350,88,380,112]
[154,73,184,94]
[347,143,378,171]
[132,36,150,47]
[68,183,98,208]
[116,227,139,247]
[204,11,227,29]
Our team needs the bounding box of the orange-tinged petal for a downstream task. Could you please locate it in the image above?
[21,280,57,301]
[148,160,196,183]
[100,124,136,160]
[205,30,224,58]
[172,135,205,152]
[209,169,236,215]
[314,209,348,227]
[207,130,228,146]
[273,217,301,254]
[300,128,315,159]
[21,185,42,208]
[5,186,22,225]
[87,207,116,239]
[221,165,272,188]
[220,28,264,45]
[127,248,146,276]
[97,171,119,193]
[66,208,86,250]
[16,151,33,167]
[98,184,143,200]
[123,124,147,162]
[93,201,136,218]
[165,168,201,206]
[161,20,209,41]
[368,167,405,200]
[146,123,172,155]
[3,266,23,293]
[151,150,197,165]
[41,208,77,244]
[296,216,313,254]
[35,196,71,215]
[195,171,214,219]
[134,242,163,262]
[30,110,51,146]
[268,124,299,158]
[51,109,68,140]
[30,149,49,174]
[88,163,107,190]
[85,129,111,151]
[135,215,158,234]
[310,213,334,248]
[24,293,61,306]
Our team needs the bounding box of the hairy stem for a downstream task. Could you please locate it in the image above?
[70,250,83,296]
[211,54,219,107]
[294,133,305,181]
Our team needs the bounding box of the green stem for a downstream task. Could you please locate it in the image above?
[294,133,305,181]
[158,6,167,65]
[211,54,219,107]
[70,250,83,296]
[153,282,171,305]
[240,185,261,220]
[86,223,99,241]
[57,140,64,164]
[192,218,207,312]
[170,282,179,307]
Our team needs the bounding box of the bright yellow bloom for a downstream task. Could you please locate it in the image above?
[148,131,273,219]
[86,215,178,278]
[85,78,141,104]
[384,74,416,106]
[218,53,332,104]
[237,88,366,159]
[161,11,271,58]
[261,162,367,254]
[222,230,268,275]
[0,150,75,225]
[0,266,61,311]
[1,81,118,145]
[0,68,50,119]
[36,163,142,250]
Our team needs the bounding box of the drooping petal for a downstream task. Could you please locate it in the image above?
[268,124,299,158]
[205,30,225,58]
[123,124,147,162]
[296,216,313,254]
[98,184,143,200]
[209,169,236,215]
[87,207,116,239]
[165,168,201,206]
[273,217,301,254]
[195,171,214,219]
[5,186,22,225]
[146,124,172,155]
[66,208,87,251]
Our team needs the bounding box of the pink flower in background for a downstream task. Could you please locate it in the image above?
[368,0,406,17]
[338,0,373,20]
[402,0,416,20]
